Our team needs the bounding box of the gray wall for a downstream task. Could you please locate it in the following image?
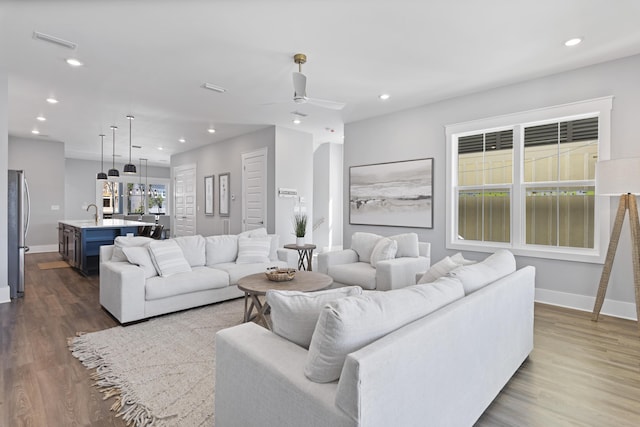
[313,142,343,252]
[344,54,640,310]
[171,126,276,236]
[8,136,65,249]
[64,158,170,220]
[0,65,8,302]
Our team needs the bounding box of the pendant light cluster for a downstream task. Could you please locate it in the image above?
[96,114,138,180]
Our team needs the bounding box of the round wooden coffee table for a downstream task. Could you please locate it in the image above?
[237,271,333,329]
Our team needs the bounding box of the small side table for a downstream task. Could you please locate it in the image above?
[284,243,317,271]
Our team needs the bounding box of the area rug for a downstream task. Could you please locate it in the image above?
[37,260,70,270]
[68,298,245,426]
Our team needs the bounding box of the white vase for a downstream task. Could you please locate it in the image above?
[296,237,305,247]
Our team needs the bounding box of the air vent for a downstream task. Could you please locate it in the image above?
[292,111,308,118]
[202,82,227,93]
[132,145,142,149]
[32,31,77,50]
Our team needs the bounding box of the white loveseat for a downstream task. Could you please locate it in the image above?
[100,229,297,324]
[318,232,431,290]
[215,250,535,427]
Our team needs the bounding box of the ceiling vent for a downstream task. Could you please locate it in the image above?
[32,31,77,50]
[202,83,227,93]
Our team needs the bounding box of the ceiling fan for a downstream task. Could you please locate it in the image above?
[292,53,345,110]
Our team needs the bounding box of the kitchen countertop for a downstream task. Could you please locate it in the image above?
[59,219,155,229]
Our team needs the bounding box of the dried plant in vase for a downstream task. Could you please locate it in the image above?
[293,213,308,246]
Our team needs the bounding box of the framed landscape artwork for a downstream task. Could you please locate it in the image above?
[349,158,433,228]
[204,175,214,216]
[219,173,230,217]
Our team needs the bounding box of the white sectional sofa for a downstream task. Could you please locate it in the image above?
[215,250,535,427]
[100,229,297,324]
[318,232,431,290]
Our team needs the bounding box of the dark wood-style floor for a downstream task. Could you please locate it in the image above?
[1,253,639,426]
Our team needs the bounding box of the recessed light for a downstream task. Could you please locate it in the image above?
[208,128,216,134]
[157,147,164,151]
[379,94,390,100]
[293,118,301,125]
[31,129,40,134]
[46,97,58,104]
[36,115,46,121]
[66,58,83,67]
[178,138,186,143]
[564,37,583,47]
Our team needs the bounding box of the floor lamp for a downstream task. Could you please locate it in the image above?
[592,158,640,327]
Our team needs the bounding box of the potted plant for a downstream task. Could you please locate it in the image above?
[293,213,308,246]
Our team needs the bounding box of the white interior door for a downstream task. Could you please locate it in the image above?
[173,164,196,236]
[242,148,267,231]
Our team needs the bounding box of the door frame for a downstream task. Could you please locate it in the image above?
[241,147,268,232]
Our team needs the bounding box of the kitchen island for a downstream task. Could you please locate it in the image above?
[58,219,154,275]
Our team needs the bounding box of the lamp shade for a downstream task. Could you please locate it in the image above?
[596,158,640,196]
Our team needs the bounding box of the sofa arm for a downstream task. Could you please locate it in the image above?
[215,323,352,427]
[317,249,359,274]
[277,248,299,269]
[375,256,431,291]
[99,261,146,323]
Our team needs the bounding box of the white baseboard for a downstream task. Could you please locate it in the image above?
[27,244,58,254]
[0,286,11,304]
[535,288,637,321]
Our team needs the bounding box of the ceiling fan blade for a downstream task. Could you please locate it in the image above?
[292,71,307,98]
[306,97,346,110]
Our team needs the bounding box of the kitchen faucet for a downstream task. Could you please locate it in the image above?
[87,203,99,224]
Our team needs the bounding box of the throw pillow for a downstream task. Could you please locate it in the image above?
[174,235,206,267]
[111,236,154,262]
[305,278,465,383]
[266,286,362,349]
[236,236,271,264]
[369,237,398,268]
[417,256,459,284]
[268,234,280,262]
[350,232,383,263]
[148,239,192,277]
[448,249,516,295]
[205,235,239,265]
[122,245,158,279]
[451,252,477,266]
[388,233,420,258]
[238,227,268,239]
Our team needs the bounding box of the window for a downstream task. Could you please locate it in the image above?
[126,181,168,215]
[446,97,612,263]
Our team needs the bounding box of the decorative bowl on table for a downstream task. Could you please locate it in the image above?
[265,268,296,282]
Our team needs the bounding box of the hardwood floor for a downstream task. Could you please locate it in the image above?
[1,253,639,426]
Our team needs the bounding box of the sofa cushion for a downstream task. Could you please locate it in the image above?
[369,238,398,268]
[205,235,239,265]
[173,235,206,267]
[213,260,288,285]
[328,262,377,290]
[305,277,465,383]
[148,239,192,277]
[266,286,362,349]
[236,236,271,264]
[389,233,420,258]
[449,249,516,295]
[351,232,382,263]
[111,236,154,262]
[145,266,229,301]
[122,245,157,279]
[418,256,459,284]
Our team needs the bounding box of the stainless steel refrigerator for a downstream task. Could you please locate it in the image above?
[8,169,30,299]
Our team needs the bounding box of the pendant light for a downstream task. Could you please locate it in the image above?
[96,134,108,180]
[108,125,119,177]
[123,115,136,174]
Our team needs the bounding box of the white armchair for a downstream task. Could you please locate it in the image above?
[318,232,431,291]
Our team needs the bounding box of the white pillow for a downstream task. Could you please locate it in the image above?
[111,236,154,262]
[388,233,420,258]
[174,235,206,267]
[236,236,271,264]
[417,256,459,284]
[122,245,157,279]
[238,227,268,239]
[205,235,239,265]
[350,232,382,263]
[449,249,516,295]
[148,239,192,277]
[266,286,362,349]
[369,238,398,268]
[451,252,477,266]
[305,278,465,383]
[268,234,280,262]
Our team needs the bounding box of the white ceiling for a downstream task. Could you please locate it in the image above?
[3,0,640,167]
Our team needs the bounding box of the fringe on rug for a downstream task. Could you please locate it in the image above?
[68,335,156,427]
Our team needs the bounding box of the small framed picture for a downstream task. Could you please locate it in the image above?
[219,173,230,217]
[204,175,214,216]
